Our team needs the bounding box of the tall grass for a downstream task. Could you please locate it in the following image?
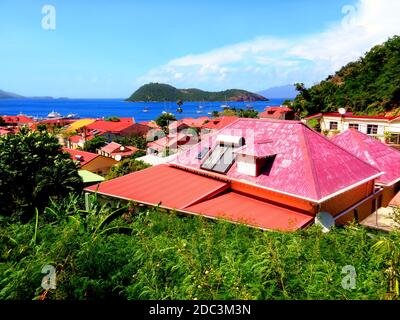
[0,195,395,300]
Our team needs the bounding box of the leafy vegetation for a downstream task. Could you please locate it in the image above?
[293,36,400,116]
[0,192,397,300]
[105,116,120,122]
[127,83,268,102]
[115,134,148,150]
[105,158,151,180]
[0,128,83,221]
[83,136,107,153]
[155,113,177,131]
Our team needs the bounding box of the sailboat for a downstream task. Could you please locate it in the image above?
[142,106,149,113]
[220,95,230,109]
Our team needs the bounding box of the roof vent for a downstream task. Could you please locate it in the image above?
[75,155,84,161]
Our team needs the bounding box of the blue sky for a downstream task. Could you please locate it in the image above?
[0,0,398,98]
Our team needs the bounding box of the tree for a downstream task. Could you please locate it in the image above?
[83,136,106,153]
[0,116,5,126]
[0,127,83,221]
[105,116,120,122]
[155,113,177,131]
[106,158,151,180]
[176,99,183,113]
[115,134,148,150]
[211,111,220,118]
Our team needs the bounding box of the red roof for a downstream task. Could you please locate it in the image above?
[170,118,381,202]
[63,148,99,166]
[86,119,135,133]
[1,115,33,124]
[85,164,313,231]
[235,140,275,158]
[201,116,239,130]
[85,164,229,209]
[186,191,313,231]
[259,106,293,119]
[331,129,400,185]
[100,142,138,157]
[305,112,394,120]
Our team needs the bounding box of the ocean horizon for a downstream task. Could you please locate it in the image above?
[0,98,289,123]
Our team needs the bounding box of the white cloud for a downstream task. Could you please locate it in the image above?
[138,0,400,91]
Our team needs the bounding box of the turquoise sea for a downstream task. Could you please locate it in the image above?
[0,98,288,122]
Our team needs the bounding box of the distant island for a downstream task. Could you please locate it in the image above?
[126,83,269,102]
[0,89,54,100]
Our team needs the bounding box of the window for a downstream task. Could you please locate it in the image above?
[348,123,359,130]
[329,122,338,130]
[367,124,378,135]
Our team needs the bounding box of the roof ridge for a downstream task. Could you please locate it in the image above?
[300,124,322,200]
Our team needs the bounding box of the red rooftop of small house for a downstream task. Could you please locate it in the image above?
[170,118,382,202]
[259,106,293,119]
[1,115,33,124]
[100,141,138,157]
[85,164,313,231]
[331,128,400,185]
[63,148,99,166]
[201,116,239,130]
[85,118,135,133]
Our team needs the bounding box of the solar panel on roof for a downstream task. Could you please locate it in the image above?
[196,147,210,160]
[200,145,236,174]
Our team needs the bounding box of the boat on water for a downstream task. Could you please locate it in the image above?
[66,113,79,119]
[47,110,62,119]
[246,104,254,109]
[196,109,202,114]
[143,106,149,112]
[220,104,230,109]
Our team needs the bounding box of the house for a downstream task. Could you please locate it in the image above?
[201,116,239,133]
[65,118,96,133]
[0,115,34,127]
[66,118,150,149]
[147,131,200,156]
[78,170,105,186]
[85,118,385,232]
[259,106,295,120]
[331,128,400,208]
[63,148,117,175]
[305,112,400,144]
[99,142,138,160]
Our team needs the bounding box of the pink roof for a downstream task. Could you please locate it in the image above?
[63,148,99,166]
[235,140,275,158]
[1,115,33,123]
[100,141,123,154]
[181,116,210,128]
[170,118,381,202]
[305,112,394,121]
[201,116,239,130]
[69,135,83,144]
[331,129,400,185]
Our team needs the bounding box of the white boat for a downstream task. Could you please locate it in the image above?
[143,106,149,112]
[220,104,230,109]
[66,113,79,119]
[47,110,62,118]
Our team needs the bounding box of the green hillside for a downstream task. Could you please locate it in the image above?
[127,83,268,102]
[292,36,400,116]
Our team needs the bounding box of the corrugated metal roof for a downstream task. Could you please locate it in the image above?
[331,129,400,185]
[186,192,313,231]
[85,164,229,209]
[66,119,96,132]
[170,118,381,202]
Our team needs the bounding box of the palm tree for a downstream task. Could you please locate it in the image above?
[176,99,183,113]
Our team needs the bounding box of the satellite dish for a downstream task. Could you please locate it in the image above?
[120,146,125,151]
[338,108,346,115]
[315,212,335,233]
[115,154,122,162]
